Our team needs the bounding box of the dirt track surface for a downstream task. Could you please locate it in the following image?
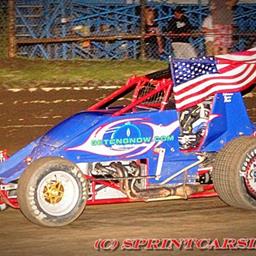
[1,87,256,256]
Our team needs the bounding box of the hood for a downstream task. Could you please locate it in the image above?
[0,110,116,183]
[39,110,112,148]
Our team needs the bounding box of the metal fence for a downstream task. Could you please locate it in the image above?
[0,0,8,58]
[2,0,256,60]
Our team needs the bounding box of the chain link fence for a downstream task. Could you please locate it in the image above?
[143,4,204,60]
[0,0,8,58]
[2,0,256,60]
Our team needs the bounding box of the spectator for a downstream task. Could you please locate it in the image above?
[165,6,197,58]
[211,0,237,54]
[202,10,215,55]
[144,7,164,59]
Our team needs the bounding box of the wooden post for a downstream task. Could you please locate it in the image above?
[8,0,16,58]
[140,0,146,60]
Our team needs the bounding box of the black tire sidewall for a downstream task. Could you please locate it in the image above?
[213,137,256,210]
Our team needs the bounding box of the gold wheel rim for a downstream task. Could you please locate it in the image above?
[43,181,64,204]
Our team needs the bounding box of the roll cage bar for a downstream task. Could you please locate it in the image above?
[88,69,173,116]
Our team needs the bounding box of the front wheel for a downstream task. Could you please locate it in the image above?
[17,157,88,227]
[212,136,256,210]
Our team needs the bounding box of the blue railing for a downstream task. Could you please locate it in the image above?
[15,0,256,59]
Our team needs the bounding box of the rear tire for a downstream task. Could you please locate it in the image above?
[213,136,256,210]
[17,157,88,227]
[146,69,170,80]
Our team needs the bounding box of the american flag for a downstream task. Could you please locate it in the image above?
[170,48,256,111]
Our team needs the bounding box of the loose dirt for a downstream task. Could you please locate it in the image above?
[0,87,256,256]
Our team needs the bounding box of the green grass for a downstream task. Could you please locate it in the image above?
[0,7,8,59]
[0,58,167,88]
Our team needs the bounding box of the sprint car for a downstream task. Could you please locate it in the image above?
[1,49,256,227]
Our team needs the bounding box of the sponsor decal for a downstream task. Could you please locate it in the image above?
[223,93,233,103]
[67,118,179,157]
[91,122,174,147]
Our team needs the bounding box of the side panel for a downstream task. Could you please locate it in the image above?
[63,110,180,163]
[202,92,255,151]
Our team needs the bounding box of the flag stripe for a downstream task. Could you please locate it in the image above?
[175,64,254,104]
[171,48,256,111]
[216,47,256,61]
[174,63,249,98]
[175,66,256,110]
[176,65,255,105]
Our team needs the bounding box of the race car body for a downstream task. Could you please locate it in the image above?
[1,48,256,226]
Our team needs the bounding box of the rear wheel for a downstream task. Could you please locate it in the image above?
[17,157,88,227]
[213,136,256,210]
[146,68,170,80]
